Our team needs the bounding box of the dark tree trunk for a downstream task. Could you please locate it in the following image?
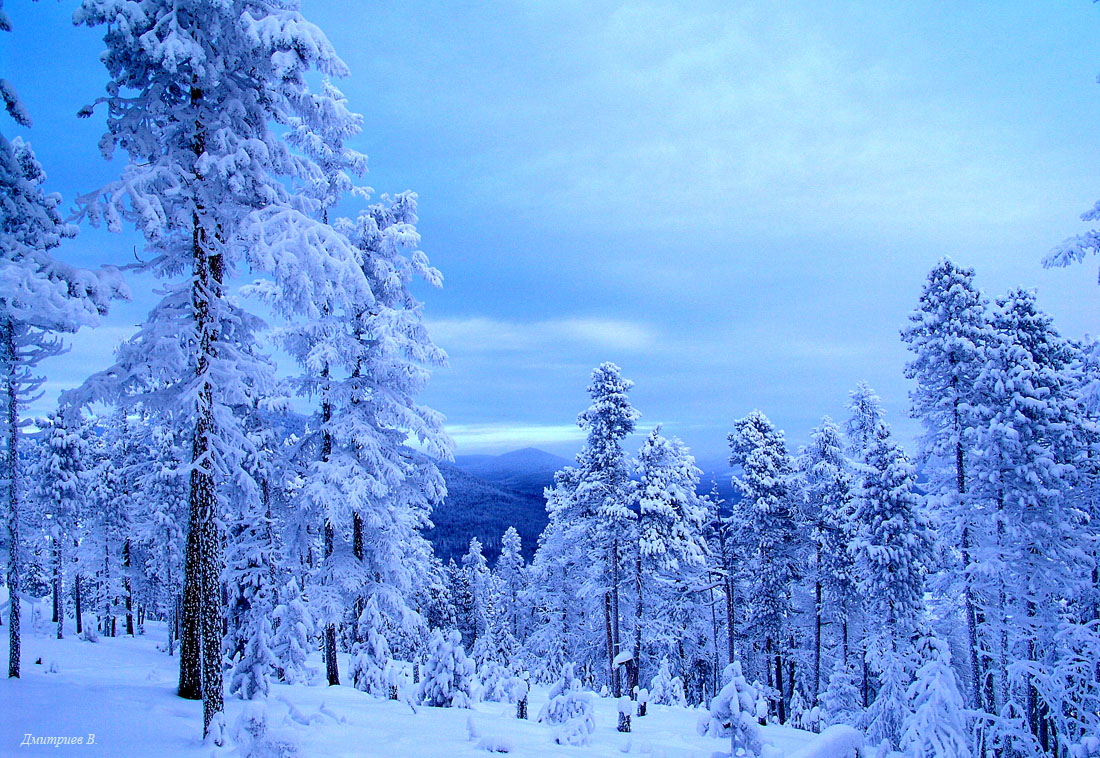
[324,521,339,686]
[604,591,615,694]
[813,573,822,704]
[124,539,134,636]
[52,556,59,624]
[632,541,643,698]
[709,582,720,698]
[775,649,786,724]
[186,85,225,741]
[841,618,848,666]
[715,515,735,666]
[611,539,621,698]
[5,319,20,679]
[74,574,83,635]
[53,543,63,639]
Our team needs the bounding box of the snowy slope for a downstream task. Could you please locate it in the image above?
[1,613,822,758]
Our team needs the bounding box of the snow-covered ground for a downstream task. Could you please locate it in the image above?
[2,608,822,757]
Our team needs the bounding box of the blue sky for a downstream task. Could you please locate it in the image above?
[3,0,1099,462]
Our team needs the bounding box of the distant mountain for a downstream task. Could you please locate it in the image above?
[452,447,572,499]
[426,448,570,566]
[427,448,738,567]
[427,463,548,566]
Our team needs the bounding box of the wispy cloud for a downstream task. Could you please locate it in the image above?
[428,316,656,354]
[445,422,585,453]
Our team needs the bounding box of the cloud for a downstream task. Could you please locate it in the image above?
[445,422,585,453]
[428,316,655,354]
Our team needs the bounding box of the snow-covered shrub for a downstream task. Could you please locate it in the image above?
[788,690,823,733]
[789,724,863,758]
[862,641,913,750]
[900,633,970,758]
[478,659,513,703]
[348,597,390,697]
[232,704,298,758]
[698,662,765,757]
[821,659,861,727]
[418,629,476,708]
[538,663,591,724]
[790,689,807,729]
[229,611,277,700]
[513,676,529,719]
[538,663,595,746]
[617,696,632,733]
[650,656,687,706]
[466,715,514,753]
[271,579,315,685]
[637,687,649,717]
[383,661,402,701]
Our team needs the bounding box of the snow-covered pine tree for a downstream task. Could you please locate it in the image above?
[850,422,932,750]
[348,595,391,697]
[494,527,526,642]
[462,537,491,647]
[538,662,596,746]
[449,557,477,647]
[901,258,991,710]
[575,362,640,697]
[416,554,457,634]
[133,415,187,654]
[273,123,447,689]
[843,382,885,709]
[698,661,765,758]
[845,383,885,462]
[969,289,1089,751]
[0,123,122,677]
[728,410,797,722]
[632,427,707,694]
[900,628,972,758]
[31,411,92,641]
[271,577,315,686]
[649,656,687,706]
[70,0,376,737]
[225,477,280,700]
[792,417,856,705]
[472,579,519,702]
[418,629,476,708]
[85,410,138,639]
[821,658,862,728]
[703,479,742,672]
[524,464,584,683]
[862,640,914,752]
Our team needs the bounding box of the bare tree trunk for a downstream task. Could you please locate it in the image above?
[709,582,720,698]
[775,648,786,724]
[841,618,848,666]
[124,539,134,636]
[715,515,735,665]
[74,573,83,636]
[52,556,59,624]
[632,544,642,698]
[178,513,201,698]
[955,421,983,711]
[54,543,64,639]
[5,319,21,679]
[611,538,621,698]
[187,86,225,741]
[323,520,340,686]
[813,558,822,703]
[604,591,615,694]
